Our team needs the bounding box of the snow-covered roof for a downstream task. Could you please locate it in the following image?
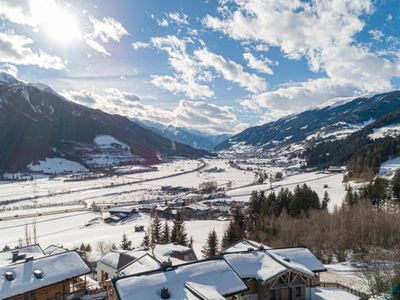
[222,238,270,253]
[0,245,45,266]
[154,244,192,257]
[269,253,315,277]
[0,251,90,299]
[185,282,225,300]
[268,247,327,272]
[43,245,67,255]
[118,253,162,276]
[109,206,137,214]
[114,259,248,300]
[224,251,287,282]
[100,250,146,270]
[184,203,211,211]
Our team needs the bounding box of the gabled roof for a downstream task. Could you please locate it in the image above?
[224,251,287,282]
[224,249,316,283]
[0,251,90,299]
[118,253,162,276]
[0,244,45,266]
[185,282,225,300]
[43,244,67,255]
[268,247,327,272]
[222,238,270,254]
[113,258,248,300]
[100,250,146,270]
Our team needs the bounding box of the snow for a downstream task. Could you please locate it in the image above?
[0,251,90,299]
[185,282,225,300]
[368,124,400,140]
[268,247,326,272]
[379,156,400,175]
[94,135,129,149]
[312,287,360,300]
[118,253,161,276]
[224,251,287,282]
[222,239,269,253]
[114,259,247,300]
[27,157,88,174]
[0,245,44,266]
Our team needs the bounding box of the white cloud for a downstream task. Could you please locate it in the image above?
[194,48,267,93]
[204,0,400,118]
[0,63,18,77]
[369,29,384,41]
[0,0,53,27]
[156,19,169,27]
[86,39,110,56]
[243,52,274,75]
[150,35,214,99]
[167,12,189,25]
[85,15,128,56]
[132,41,149,50]
[151,75,214,99]
[62,88,244,134]
[0,31,65,69]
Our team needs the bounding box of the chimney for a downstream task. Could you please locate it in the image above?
[33,270,43,279]
[161,287,170,299]
[247,247,254,252]
[258,245,265,251]
[5,271,14,281]
[11,250,19,262]
[161,259,172,270]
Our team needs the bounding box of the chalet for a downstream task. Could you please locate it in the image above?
[104,206,138,223]
[43,244,67,255]
[112,258,248,300]
[224,250,318,300]
[97,250,144,281]
[0,245,90,300]
[182,203,219,220]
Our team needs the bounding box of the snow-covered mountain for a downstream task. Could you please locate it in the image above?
[135,119,230,151]
[216,92,400,152]
[0,73,209,173]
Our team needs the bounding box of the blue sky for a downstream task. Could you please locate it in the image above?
[0,0,400,134]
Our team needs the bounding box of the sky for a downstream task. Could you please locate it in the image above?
[0,0,400,135]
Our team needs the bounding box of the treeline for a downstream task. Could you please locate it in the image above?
[142,210,191,248]
[306,111,400,180]
[220,182,400,263]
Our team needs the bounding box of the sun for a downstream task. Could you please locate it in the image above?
[42,6,80,43]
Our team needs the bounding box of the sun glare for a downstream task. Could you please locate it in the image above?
[42,6,80,43]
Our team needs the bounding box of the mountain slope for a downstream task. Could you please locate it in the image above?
[216,92,400,151]
[306,111,400,179]
[136,119,230,151]
[0,74,209,172]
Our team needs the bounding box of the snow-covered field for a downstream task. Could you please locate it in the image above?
[379,156,400,176]
[0,211,228,259]
[227,172,347,211]
[27,157,88,173]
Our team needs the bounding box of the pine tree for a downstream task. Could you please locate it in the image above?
[161,222,170,244]
[322,191,330,210]
[142,233,150,247]
[120,233,132,250]
[170,210,188,246]
[233,207,245,231]
[202,229,219,258]
[221,221,242,249]
[392,171,400,205]
[151,215,162,244]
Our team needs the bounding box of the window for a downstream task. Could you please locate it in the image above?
[104,272,109,280]
[295,287,302,298]
[270,289,276,300]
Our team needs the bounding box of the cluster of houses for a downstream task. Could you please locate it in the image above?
[0,239,366,300]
